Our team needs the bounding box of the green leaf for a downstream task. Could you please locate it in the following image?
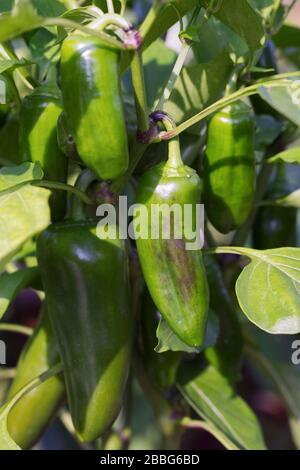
[0,1,13,13]
[268,147,300,165]
[0,363,62,450]
[271,189,300,209]
[165,50,232,126]
[245,327,300,449]
[255,115,284,152]
[234,247,300,334]
[200,0,265,52]
[143,39,176,110]
[155,311,219,354]
[0,163,50,272]
[0,0,43,42]
[0,162,43,193]
[140,0,199,51]
[274,24,300,68]
[258,79,300,127]
[155,318,199,354]
[179,26,200,43]
[0,267,38,320]
[31,0,65,17]
[0,57,32,74]
[177,362,266,450]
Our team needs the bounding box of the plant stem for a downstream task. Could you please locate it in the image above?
[161,72,300,138]
[155,1,221,111]
[0,323,33,336]
[155,42,190,111]
[0,369,16,380]
[89,13,130,32]
[131,50,149,132]
[120,1,127,17]
[70,169,97,220]
[44,18,131,50]
[106,0,115,14]
[0,43,37,89]
[153,113,182,168]
[33,180,93,205]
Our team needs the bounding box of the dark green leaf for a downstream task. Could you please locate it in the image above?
[258,80,300,127]
[0,0,42,42]
[165,50,232,125]
[143,39,176,109]
[140,0,199,51]
[178,362,266,450]
[155,311,219,354]
[200,0,265,52]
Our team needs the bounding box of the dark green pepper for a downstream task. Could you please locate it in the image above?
[135,115,209,348]
[7,307,64,449]
[253,164,298,249]
[19,85,68,221]
[60,35,129,180]
[37,221,132,442]
[204,101,256,234]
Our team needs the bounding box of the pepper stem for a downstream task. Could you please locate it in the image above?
[89,13,131,33]
[70,169,97,221]
[150,112,183,169]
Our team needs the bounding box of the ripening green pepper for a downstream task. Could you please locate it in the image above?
[253,164,298,249]
[135,125,209,348]
[19,85,68,221]
[7,307,64,449]
[140,289,182,391]
[60,35,129,180]
[204,101,256,234]
[37,221,132,442]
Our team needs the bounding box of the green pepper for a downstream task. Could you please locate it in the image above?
[37,221,132,442]
[134,113,209,348]
[19,85,68,221]
[253,164,298,249]
[140,289,182,391]
[7,307,64,449]
[57,111,80,162]
[203,101,256,234]
[60,35,129,180]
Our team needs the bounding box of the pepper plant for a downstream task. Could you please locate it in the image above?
[0,0,300,451]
